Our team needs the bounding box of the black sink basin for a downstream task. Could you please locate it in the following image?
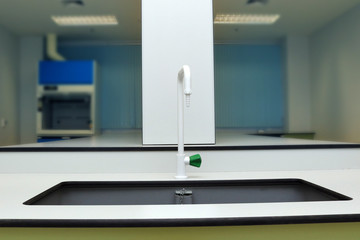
[24,179,351,205]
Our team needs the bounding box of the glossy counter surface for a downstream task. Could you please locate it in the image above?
[1,169,360,227]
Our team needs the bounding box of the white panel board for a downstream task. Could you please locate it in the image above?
[142,0,215,144]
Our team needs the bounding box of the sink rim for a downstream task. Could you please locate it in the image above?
[23,178,352,206]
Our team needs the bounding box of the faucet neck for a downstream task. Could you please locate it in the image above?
[177,65,191,156]
[176,65,191,178]
[177,77,185,156]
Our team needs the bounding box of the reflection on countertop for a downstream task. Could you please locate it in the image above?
[3,129,358,149]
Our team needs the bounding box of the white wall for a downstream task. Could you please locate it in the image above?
[0,25,19,146]
[19,37,43,144]
[283,36,312,133]
[310,5,360,142]
[142,0,215,145]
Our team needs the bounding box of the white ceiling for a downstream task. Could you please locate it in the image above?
[0,0,359,43]
[0,0,141,42]
[213,0,360,43]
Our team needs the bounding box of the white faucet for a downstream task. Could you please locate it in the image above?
[175,65,201,179]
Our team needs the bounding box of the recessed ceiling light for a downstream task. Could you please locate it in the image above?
[246,0,269,6]
[214,14,280,25]
[51,15,118,26]
[62,0,84,7]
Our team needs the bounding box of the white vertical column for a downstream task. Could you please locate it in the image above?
[142,0,215,144]
[283,36,312,133]
[19,36,43,144]
[0,26,19,146]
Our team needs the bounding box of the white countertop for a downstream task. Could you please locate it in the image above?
[1,131,360,226]
[0,169,360,226]
[7,129,354,148]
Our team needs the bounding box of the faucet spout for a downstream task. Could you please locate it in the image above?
[175,65,201,179]
[178,65,192,107]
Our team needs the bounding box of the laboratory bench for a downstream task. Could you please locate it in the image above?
[1,130,360,239]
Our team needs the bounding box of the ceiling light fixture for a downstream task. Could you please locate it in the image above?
[62,0,84,7]
[214,14,280,25]
[51,15,118,26]
[246,0,269,6]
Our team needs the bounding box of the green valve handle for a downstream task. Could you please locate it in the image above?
[189,154,202,168]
